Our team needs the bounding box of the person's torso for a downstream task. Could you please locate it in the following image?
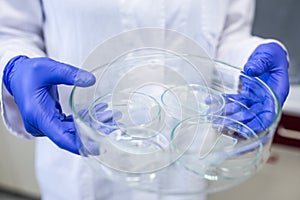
[42,0,228,65]
[37,1,229,199]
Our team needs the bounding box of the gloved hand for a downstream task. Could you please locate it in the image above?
[3,55,96,154]
[214,42,289,137]
[244,42,289,107]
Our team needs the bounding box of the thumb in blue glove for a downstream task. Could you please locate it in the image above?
[3,55,96,154]
[244,42,290,107]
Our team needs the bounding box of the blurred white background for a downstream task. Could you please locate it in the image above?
[0,116,40,199]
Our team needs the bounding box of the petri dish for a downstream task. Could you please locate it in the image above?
[161,84,225,121]
[88,91,169,156]
[170,115,261,181]
[88,91,163,133]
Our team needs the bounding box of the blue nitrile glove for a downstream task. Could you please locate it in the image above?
[220,76,276,136]
[3,55,97,154]
[244,42,289,107]
[76,103,120,156]
[213,42,289,137]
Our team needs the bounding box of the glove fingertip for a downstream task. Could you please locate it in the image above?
[244,66,256,76]
[244,61,265,77]
[75,70,96,87]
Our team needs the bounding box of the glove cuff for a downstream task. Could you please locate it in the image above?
[3,55,29,95]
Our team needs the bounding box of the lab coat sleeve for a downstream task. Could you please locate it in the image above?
[216,0,287,68]
[0,0,46,138]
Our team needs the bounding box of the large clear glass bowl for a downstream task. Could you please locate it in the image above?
[70,29,281,195]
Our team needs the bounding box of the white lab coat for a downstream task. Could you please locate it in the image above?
[0,0,279,199]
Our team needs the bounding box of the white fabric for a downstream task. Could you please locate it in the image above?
[0,0,281,199]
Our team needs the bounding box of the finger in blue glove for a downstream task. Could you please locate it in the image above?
[217,75,276,137]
